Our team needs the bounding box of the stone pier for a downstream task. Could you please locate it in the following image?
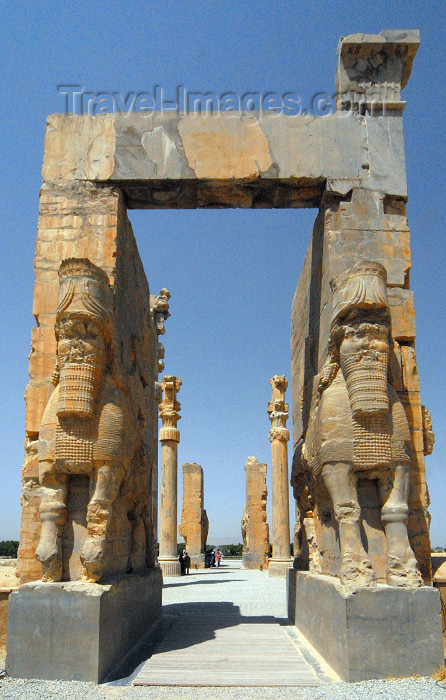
[179,463,208,569]
[287,30,443,681]
[241,457,269,570]
[268,376,292,577]
[158,376,181,577]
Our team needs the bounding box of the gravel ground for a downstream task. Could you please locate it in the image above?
[1,561,444,699]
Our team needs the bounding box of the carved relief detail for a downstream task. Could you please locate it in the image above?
[150,289,171,374]
[35,258,143,583]
[267,375,290,443]
[295,261,423,589]
[159,375,181,443]
[336,30,420,113]
[422,406,435,456]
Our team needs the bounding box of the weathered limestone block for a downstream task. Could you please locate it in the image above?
[241,457,269,570]
[387,288,416,341]
[179,463,208,569]
[288,570,443,682]
[0,561,19,649]
[336,30,420,113]
[158,376,181,577]
[268,376,292,578]
[42,114,115,182]
[6,569,162,682]
[40,105,408,208]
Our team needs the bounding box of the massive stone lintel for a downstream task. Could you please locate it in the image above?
[287,570,443,682]
[41,108,407,207]
[6,569,162,683]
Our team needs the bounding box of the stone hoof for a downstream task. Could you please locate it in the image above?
[36,542,62,582]
[386,554,423,588]
[80,537,105,581]
[340,554,376,587]
[35,540,59,565]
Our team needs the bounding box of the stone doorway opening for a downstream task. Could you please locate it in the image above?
[128,206,316,548]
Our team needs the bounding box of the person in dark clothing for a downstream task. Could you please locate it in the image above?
[179,551,185,575]
[184,551,191,574]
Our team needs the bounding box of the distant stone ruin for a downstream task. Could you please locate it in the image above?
[241,457,269,569]
[179,463,208,569]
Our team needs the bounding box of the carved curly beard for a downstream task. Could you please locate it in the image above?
[57,355,104,419]
[340,349,389,417]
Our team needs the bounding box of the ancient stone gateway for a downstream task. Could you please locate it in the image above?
[6,28,443,683]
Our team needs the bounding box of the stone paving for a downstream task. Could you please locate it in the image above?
[2,560,445,697]
[133,561,319,687]
[112,559,334,687]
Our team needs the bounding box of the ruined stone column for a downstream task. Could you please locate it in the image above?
[242,457,269,569]
[268,375,292,577]
[150,289,171,548]
[158,376,181,577]
[179,463,208,569]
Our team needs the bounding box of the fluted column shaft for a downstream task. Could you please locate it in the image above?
[268,375,292,577]
[159,440,179,558]
[270,433,290,558]
[158,376,181,576]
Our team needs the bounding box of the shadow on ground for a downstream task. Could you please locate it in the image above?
[105,601,278,684]
[163,578,243,588]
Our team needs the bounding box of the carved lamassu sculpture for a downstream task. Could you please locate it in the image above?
[294,261,423,588]
[35,258,152,582]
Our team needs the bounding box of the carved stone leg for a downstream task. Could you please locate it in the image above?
[35,461,67,582]
[81,464,124,582]
[322,462,375,586]
[380,464,422,587]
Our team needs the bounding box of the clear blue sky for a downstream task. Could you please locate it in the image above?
[1,2,445,547]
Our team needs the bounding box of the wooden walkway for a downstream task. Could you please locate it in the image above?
[134,613,319,687]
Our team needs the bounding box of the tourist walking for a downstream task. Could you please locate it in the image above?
[216,549,221,567]
[184,551,191,574]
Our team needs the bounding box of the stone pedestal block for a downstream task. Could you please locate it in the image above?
[268,558,293,578]
[6,569,162,682]
[0,587,17,646]
[159,557,181,577]
[287,570,443,681]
